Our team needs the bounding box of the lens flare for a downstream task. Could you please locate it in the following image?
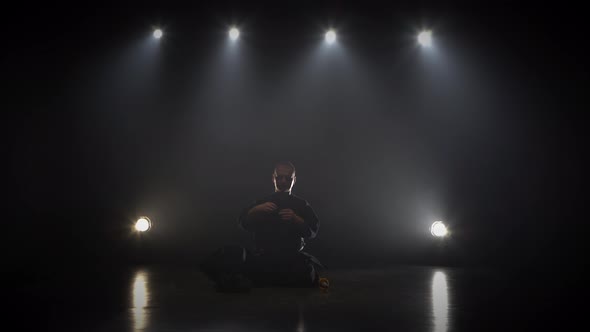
[325,29,336,44]
[430,221,448,237]
[229,27,240,41]
[418,30,432,47]
[135,217,152,232]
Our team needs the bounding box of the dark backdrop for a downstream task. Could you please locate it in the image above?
[4,3,586,274]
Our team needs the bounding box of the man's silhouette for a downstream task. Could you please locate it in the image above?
[200,161,323,291]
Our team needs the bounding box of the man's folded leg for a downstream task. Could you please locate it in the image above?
[200,245,253,292]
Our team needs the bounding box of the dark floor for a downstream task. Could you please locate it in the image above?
[11,264,578,331]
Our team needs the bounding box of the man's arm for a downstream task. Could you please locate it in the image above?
[291,201,319,239]
[237,200,275,232]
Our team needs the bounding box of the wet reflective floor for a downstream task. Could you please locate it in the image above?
[12,264,578,331]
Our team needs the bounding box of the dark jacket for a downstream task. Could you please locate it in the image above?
[238,191,320,254]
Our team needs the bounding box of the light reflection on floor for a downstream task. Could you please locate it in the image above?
[431,271,449,332]
[296,301,305,332]
[14,264,574,331]
[131,270,150,331]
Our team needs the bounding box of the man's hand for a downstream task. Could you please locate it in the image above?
[251,202,278,214]
[278,209,295,221]
[279,209,304,224]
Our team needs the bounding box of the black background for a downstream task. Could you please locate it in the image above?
[4,2,586,275]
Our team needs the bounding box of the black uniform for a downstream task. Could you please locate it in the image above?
[238,191,319,255]
[201,191,323,290]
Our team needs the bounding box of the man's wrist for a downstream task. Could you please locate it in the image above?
[293,215,305,225]
[247,207,257,216]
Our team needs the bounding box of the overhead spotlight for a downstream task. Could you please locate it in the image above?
[153,28,163,39]
[418,30,432,47]
[135,217,152,232]
[430,221,448,237]
[229,27,240,41]
[325,29,336,44]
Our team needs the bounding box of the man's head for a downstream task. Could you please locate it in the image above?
[273,161,296,193]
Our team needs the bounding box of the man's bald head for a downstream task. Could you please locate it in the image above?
[273,161,296,193]
[273,161,296,177]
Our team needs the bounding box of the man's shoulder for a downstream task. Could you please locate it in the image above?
[290,194,310,204]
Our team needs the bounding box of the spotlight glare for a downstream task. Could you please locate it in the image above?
[325,29,336,44]
[135,217,152,232]
[418,30,432,47]
[430,221,448,237]
[153,28,163,39]
[229,27,240,41]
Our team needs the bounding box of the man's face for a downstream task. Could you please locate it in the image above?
[273,166,296,192]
